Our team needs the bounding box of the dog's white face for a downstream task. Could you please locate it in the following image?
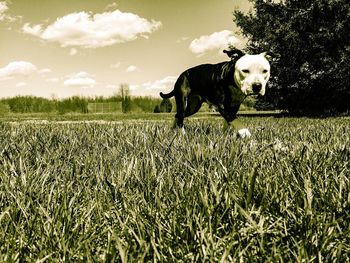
[234,52,271,96]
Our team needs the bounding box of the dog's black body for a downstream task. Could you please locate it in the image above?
[160,59,246,127]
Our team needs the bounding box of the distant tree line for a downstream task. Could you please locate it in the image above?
[233,0,350,115]
[0,84,166,114]
[0,95,163,114]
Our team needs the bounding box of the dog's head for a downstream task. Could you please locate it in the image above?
[224,49,271,96]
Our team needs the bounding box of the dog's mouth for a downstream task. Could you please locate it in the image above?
[241,83,265,96]
[245,90,265,97]
[246,93,260,98]
[247,87,265,96]
[245,89,261,96]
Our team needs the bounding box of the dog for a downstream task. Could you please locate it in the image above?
[160,49,271,138]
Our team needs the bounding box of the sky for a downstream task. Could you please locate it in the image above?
[0,0,252,98]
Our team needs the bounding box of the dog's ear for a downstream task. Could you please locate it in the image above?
[223,48,245,60]
[260,51,279,61]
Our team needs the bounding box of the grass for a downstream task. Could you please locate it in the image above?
[0,115,349,262]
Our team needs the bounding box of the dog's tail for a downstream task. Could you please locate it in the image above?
[160,90,175,99]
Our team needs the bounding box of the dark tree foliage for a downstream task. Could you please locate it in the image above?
[160,98,173,113]
[57,96,88,114]
[6,96,55,113]
[119,83,132,113]
[234,0,350,115]
[153,105,161,113]
[154,99,173,113]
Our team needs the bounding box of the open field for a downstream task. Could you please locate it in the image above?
[0,111,281,123]
[1,114,349,261]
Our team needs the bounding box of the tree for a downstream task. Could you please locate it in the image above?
[153,105,161,113]
[159,98,173,113]
[119,83,132,113]
[233,0,350,115]
[154,98,173,113]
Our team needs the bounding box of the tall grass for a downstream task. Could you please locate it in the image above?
[0,117,349,261]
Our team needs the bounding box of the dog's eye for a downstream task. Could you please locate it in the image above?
[242,69,249,74]
[263,69,268,74]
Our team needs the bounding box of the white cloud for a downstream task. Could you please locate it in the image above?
[142,76,177,91]
[0,1,20,22]
[189,30,240,55]
[0,61,37,80]
[106,2,118,10]
[131,76,176,96]
[0,1,8,21]
[110,62,121,69]
[22,23,42,35]
[69,48,78,56]
[176,36,189,43]
[16,82,27,87]
[64,71,96,88]
[106,84,117,89]
[39,68,52,74]
[46,77,59,83]
[22,9,162,48]
[125,65,138,73]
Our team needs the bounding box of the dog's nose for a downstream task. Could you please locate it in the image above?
[252,83,262,93]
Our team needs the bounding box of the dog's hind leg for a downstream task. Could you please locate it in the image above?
[185,95,203,117]
[174,95,186,128]
[173,75,190,128]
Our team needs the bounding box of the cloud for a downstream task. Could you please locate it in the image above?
[22,23,42,35]
[16,82,27,87]
[22,9,162,48]
[131,76,176,96]
[142,76,177,91]
[0,1,8,21]
[189,30,240,55]
[176,36,189,43]
[69,48,78,56]
[46,77,59,83]
[0,1,20,22]
[64,71,96,88]
[125,65,138,73]
[110,62,121,69]
[39,68,52,74]
[106,84,117,89]
[105,2,118,10]
[0,61,37,80]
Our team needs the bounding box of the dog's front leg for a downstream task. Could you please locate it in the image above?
[219,106,251,138]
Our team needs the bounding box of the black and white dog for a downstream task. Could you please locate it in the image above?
[160,49,271,138]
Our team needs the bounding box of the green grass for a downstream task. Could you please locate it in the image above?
[0,116,349,262]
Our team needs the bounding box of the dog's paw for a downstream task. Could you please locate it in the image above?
[237,128,251,138]
[180,127,186,135]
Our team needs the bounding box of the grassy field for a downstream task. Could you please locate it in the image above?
[0,114,349,262]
